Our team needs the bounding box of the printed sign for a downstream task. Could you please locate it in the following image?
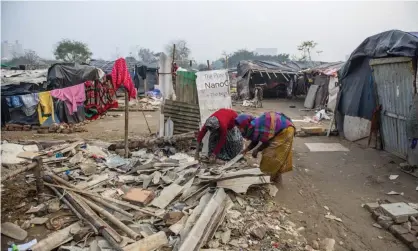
[195,70,232,125]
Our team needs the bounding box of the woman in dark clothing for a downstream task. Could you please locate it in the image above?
[195,108,243,163]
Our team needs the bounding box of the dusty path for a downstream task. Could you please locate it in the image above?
[2,98,418,250]
[276,135,418,251]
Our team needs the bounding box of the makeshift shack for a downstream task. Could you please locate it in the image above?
[302,61,345,111]
[336,30,418,163]
[1,59,134,129]
[236,60,298,99]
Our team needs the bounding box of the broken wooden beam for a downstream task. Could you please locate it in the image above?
[1,162,37,182]
[178,188,227,251]
[81,196,140,240]
[123,231,168,251]
[151,183,183,209]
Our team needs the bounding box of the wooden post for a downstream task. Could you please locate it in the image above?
[207,60,210,70]
[34,157,44,202]
[225,56,228,69]
[124,89,129,158]
[144,78,148,95]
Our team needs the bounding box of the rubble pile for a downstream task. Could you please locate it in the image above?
[0,135,310,251]
[363,200,418,250]
[3,121,89,133]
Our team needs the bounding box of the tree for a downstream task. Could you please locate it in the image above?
[138,48,158,64]
[7,50,41,65]
[297,41,318,62]
[165,40,191,67]
[54,39,92,63]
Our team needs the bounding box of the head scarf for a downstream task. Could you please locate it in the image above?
[235,114,254,139]
[205,116,220,131]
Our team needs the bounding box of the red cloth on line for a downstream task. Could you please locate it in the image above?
[197,108,238,155]
[111,58,137,99]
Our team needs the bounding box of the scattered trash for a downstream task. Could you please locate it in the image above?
[325,213,342,223]
[389,175,399,180]
[0,135,313,251]
[7,239,37,251]
[324,205,330,211]
[386,191,404,195]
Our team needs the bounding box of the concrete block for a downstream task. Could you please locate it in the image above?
[399,233,416,246]
[301,127,325,134]
[381,203,418,223]
[411,241,418,251]
[364,203,380,212]
[389,224,409,237]
[377,220,394,230]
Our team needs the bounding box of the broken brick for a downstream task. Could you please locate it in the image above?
[122,188,155,205]
[364,203,380,212]
[389,224,409,237]
[399,233,416,246]
[163,212,184,225]
[411,241,418,251]
[249,224,267,240]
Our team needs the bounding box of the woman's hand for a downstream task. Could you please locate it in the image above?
[252,149,259,158]
[209,154,217,164]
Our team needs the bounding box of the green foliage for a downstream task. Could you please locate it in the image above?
[165,40,191,68]
[54,39,92,63]
[297,41,318,62]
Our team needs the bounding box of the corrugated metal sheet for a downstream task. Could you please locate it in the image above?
[163,99,200,135]
[175,71,198,105]
[370,57,416,159]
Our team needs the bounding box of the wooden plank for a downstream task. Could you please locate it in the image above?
[151,183,183,209]
[178,188,227,251]
[123,231,168,251]
[219,154,243,171]
[76,173,109,190]
[17,151,40,160]
[199,168,263,181]
[216,176,270,194]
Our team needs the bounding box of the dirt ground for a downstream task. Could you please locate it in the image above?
[2,98,418,251]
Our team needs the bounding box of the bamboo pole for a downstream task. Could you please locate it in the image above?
[124,89,129,158]
[81,196,140,240]
[45,183,98,235]
[34,157,45,202]
[69,191,123,244]
[1,162,37,182]
[88,195,134,218]
[44,181,158,217]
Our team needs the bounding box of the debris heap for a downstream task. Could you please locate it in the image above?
[1,135,309,251]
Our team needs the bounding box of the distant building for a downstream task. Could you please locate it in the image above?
[255,48,278,56]
[1,40,23,60]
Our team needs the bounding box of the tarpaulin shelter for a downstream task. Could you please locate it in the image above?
[236,60,298,99]
[47,63,104,89]
[335,30,418,163]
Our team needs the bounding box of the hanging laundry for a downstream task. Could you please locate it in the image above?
[51,83,86,115]
[84,80,118,120]
[37,91,56,125]
[10,96,23,108]
[111,58,137,99]
[20,93,39,116]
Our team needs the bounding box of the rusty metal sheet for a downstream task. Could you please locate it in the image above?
[370,57,416,159]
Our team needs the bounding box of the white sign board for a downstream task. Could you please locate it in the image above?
[196,70,232,125]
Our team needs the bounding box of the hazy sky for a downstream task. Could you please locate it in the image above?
[2,1,418,63]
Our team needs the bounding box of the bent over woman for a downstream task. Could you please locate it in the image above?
[235,112,295,183]
[195,108,243,163]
